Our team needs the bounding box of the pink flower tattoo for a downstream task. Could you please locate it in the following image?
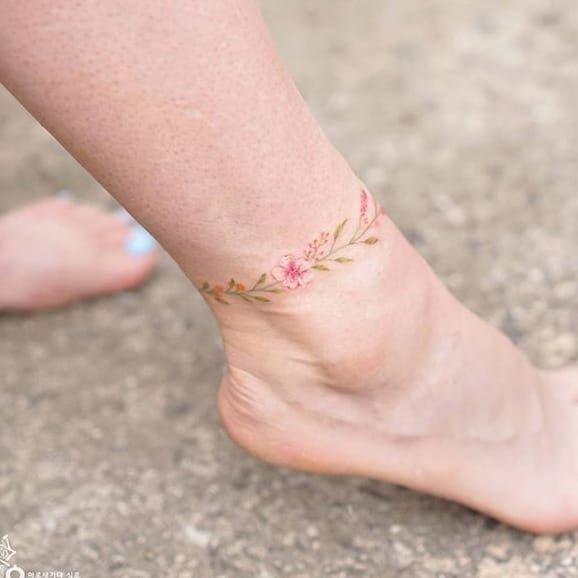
[360,188,369,223]
[200,187,382,305]
[271,256,314,289]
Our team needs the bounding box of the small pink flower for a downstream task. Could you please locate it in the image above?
[271,255,314,289]
[360,188,369,223]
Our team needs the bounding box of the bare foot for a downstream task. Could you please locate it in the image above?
[206,192,577,534]
[0,197,157,311]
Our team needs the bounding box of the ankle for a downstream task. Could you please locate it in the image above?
[215,225,442,474]
[216,210,441,395]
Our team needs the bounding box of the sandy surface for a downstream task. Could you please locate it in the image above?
[1,1,577,576]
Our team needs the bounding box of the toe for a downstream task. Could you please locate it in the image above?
[95,224,159,294]
[65,201,133,243]
[71,207,159,295]
[69,203,111,224]
[90,214,129,240]
[99,250,158,294]
[99,225,131,248]
[121,223,157,257]
[23,197,73,216]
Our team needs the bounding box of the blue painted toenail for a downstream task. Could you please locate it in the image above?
[115,207,135,223]
[124,224,156,256]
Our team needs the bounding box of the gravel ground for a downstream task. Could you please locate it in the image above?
[1,1,577,576]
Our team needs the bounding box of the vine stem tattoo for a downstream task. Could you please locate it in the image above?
[200,188,383,305]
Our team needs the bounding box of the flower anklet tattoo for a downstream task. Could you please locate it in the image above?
[200,188,383,305]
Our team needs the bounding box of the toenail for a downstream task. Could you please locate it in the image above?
[124,224,156,256]
[114,206,136,223]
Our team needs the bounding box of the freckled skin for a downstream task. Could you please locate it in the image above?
[0,0,355,285]
[0,0,576,532]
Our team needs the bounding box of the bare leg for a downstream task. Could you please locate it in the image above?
[1,0,576,531]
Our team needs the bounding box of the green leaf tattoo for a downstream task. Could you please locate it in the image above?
[200,187,383,304]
